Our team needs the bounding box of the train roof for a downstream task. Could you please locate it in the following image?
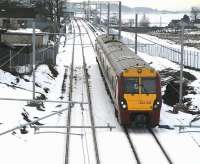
[96,34,154,75]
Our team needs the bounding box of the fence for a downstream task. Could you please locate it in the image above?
[9,44,58,74]
[121,35,200,70]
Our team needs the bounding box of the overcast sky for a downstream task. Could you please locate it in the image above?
[69,0,200,11]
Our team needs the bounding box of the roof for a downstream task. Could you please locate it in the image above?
[96,34,153,75]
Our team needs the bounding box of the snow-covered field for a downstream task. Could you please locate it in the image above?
[0,18,200,164]
[122,13,188,27]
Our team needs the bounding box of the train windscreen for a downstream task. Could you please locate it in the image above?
[124,78,139,94]
[141,78,156,94]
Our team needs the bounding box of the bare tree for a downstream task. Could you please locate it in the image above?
[128,19,134,27]
[191,7,200,21]
[139,14,150,27]
[38,0,62,33]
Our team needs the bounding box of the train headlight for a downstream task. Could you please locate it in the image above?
[122,104,127,109]
[120,98,127,110]
[154,101,160,109]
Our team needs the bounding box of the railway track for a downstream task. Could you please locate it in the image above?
[124,127,141,164]
[124,127,173,164]
[76,19,174,164]
[65,22,76,164]
[79,20,96,50]
[75,19,100,164]
[148,128,173,164]
[63,18,101,164]
[80,19,171,164]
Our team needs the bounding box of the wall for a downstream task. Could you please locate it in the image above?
[1,33,49,47]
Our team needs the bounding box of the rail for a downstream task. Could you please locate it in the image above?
[148,128,173,164]
[76,19,101,164]
[65,22,76,164]
[123,127,141,164]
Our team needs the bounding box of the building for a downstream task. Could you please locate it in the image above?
[1,30,49,47]
[193,19,200,28]
[0,6,50,30]
[0,7,36,29]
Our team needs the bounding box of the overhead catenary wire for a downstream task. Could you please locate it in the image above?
[0,46,27,69]
[0,107,69,136]
[0,54,11,62]
[137,34,181,54]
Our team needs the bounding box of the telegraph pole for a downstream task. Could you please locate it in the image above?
[118,1,121,40]
[107,2,110,36]
[160,16,162,27]
[173,22,187,113]
[100,3,102,25]
[135,14,138,54]
[179,23,184,104]
[88,0,91,22]
[32,22,36,100]
[9,49,12,72]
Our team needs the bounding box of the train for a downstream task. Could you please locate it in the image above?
[95,34,162,127]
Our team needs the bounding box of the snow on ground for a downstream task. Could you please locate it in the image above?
[122,30,200,53]
[0,30,72,164]
[84,20,200,163]
[129,129,168,164]
[1,18,200,164]
[7,28,42,33]
[135,52,200,163]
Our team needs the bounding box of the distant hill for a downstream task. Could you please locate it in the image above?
[131,7,159,13]
[102,4,188,14]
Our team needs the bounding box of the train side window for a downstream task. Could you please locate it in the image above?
[113,77,116,89]
[99,52,101,60]
[108,69,112,82]
[104,58,106,69]
[106,66,109,75]
[111,76,115,89]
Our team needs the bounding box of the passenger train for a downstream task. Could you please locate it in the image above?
[95,34,162,127]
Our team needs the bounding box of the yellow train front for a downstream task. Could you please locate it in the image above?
[95,34,162,127]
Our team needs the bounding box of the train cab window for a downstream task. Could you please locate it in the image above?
[141,78,156,94]
[124,78,139,94]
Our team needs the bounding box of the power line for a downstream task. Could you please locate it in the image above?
[0,46,27,69]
